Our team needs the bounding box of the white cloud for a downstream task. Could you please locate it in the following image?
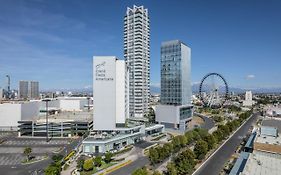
[151,83,160,88]
[246,75,255,79]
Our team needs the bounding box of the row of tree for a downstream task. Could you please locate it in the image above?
[76,152,113,172]
[166,110,253,175]
[148,127,213,165]
[145,110,253,175]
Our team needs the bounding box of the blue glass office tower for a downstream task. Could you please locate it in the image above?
[156,40,192,132]
[161,40,191,105]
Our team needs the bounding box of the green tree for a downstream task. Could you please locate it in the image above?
[23,147,32,160]
[44,164,60,175]
[149,147,159,165]
[178,135,188,147]
[94,156,102,167]
[163,142,173,157]
[166,162,177,175]
[174,149,196,175]
[104,152,113,164]
[83,159,93,171]
[76,157,85,171]
[152,170,162,175]
[203,134,216,150]
[52,154,63,163]
[132,167,149,175]
[194,128,209,139]
[213,130,223,142]
[194,140,208,160]
[171,136,182,152]
[184,131,194,144]
[218,125,230,138]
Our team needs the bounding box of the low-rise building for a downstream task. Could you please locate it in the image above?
[0,101,40,130]
[18,111,93,137]
[230,119,281,175]
[40,97,91,112]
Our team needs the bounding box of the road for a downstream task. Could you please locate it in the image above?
[109,141,152,175]
[193,112,259,175]
[194,112,215,130]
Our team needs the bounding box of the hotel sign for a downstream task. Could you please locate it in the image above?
[95,61,114,81]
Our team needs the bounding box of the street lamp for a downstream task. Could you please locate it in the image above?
[42,99,51,142]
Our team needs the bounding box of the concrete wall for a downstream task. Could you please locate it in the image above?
[116,60,127,124]
[60,100,80,111]
[40,98,87,111]
[21,101,40,120]
[0,101,40,129]
[0,103,21,128]
[93,56,117,130]
[156,105,179,126]
[181,43,192,105]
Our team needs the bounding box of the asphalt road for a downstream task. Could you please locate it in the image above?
[110,156,150,175]
[109,141,152,175]
[194,112,215,130]
[193,112,259,175]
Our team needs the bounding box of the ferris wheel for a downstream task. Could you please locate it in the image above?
[199,73,229,108]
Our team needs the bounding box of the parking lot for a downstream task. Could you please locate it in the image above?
[0,135,71,166]
[2,139,69,146]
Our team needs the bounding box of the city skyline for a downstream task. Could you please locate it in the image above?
[0,0,281,90]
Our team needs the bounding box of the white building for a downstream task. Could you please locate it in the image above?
[0,88,3,101]
[124,5,150,118]
[40,97,89,112]
[0,101,40,130]
[243,91,255,107]
[93,56,129,130]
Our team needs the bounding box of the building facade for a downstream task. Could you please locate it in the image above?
[160,40,191,105]
[124,5,150,118]
[19,81,39,100]
[93,56,129,130]
[243,91,254,107]
[29,81,39,99]
[156,40,193,132]
[19,81,29,99]
[0,101,40,130]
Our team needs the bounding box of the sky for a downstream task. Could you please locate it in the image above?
[0,0,281,90]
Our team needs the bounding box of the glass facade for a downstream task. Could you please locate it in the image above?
[180,106,193,120]
[160,40,191,105]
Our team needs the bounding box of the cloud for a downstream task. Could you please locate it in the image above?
[84,85,92,89]
[246,75,255,79]
[192,81,201,85]
[151,83,160,88]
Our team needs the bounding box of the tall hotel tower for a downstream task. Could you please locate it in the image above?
[124,5,150,118]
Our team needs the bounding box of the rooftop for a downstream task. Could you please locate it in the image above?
[262,119,281,131]
[35,111,92,123]
[255,134,281,145]
[242,151,281,175]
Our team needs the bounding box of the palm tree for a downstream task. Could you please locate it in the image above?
[24,147,32,161]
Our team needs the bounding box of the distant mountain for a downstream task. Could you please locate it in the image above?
[42,85,281,94]
[150,84,281,95]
